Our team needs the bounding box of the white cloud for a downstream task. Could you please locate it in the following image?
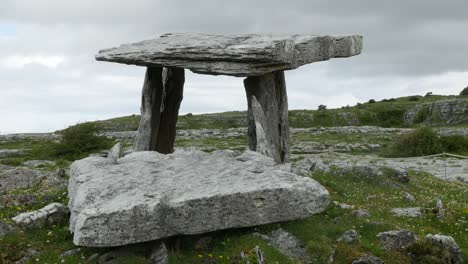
[1,55,65,69]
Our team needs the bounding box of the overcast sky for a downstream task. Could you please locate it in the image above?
[1,0,467,133]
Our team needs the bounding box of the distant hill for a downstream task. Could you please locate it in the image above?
[76,95,468,132]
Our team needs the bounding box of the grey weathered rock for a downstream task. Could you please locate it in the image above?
[244,71,289,163]
[69,150,329,247]
[150,242,169,264]
[378,230,418,251]
[60,248,82,258]
[0,220,18,237]
[425,234,463,262]
[0,167,53,192]
[12,203,69,229]
[133,67,185,154]
[15,249,39,264]
[0,149,29,158]
[256,228,311,263]
[96,33,363,77]
[23,160,56,168]
[404,98,468,125]
[107,142,124,163]
[337,229,359,243]
[404,192,417,203]
[352,255,384,264]
[333,201,355,209]
[351,209,371,218]
[435,199,444,221]
[391,207,424,218]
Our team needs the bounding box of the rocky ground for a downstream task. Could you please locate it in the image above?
[0,125,467,263]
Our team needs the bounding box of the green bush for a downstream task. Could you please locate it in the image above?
[408,96,421,101]
[381,127,443,157]
[381,127,468,157]
[368,99,376,104]
[39,123,113,161]
[460,87,468,96]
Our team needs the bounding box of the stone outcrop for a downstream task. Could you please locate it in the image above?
[0,149,29,158]
[96,33,363,77]
[68,150,329,247]
[12,203,69,229]
[425,234,463,262]
[404,98,468,125]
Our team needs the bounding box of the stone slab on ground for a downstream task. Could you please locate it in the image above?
[96,33,362,76]
[68,150,329,247]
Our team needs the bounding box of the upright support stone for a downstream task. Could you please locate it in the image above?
[244,71,290,163]
[134,67,184,153]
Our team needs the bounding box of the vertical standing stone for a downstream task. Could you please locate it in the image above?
[134,67,185,153]
[244,71,290,163]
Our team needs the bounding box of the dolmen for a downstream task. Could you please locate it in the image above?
[68,33,363,247]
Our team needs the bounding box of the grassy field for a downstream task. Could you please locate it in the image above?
[77,95,467,132]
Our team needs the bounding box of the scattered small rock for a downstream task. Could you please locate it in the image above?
[255,228,311,263]
[15,249,39,264]
[391,207,424,218]
[352,255,384,264]
[435,199,444,221]
[333,201,355,209]
[12,203,69,229]
[194,236,213,251]
[60,248,82,258]
[425,234,462,260]
[351,209,371,218]
[337,229,359,243]
[56,168,66,178]
[0,149,29,158]
[254,246,266,264]
[404,192,416,203]
[392,168,410,183]
[378,230,418,251]
[107,142,124,163]
[23,160,56,168]
[0,220,18,237]
[150,242,169,264]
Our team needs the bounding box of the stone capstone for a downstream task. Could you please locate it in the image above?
[96,33,362,77]
[68,150,330,247]
[12,203,69,229]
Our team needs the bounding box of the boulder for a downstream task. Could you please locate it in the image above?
[337,229,359,243]
[425,234,462,260]
[12,203,69,229]
[378,230,418,251]
[68,150,329,247]
[391,207,424,218]
[96,33,363,77]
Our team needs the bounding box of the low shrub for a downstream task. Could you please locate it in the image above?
[460,87,468,96]
[381,127,468,157]
[35,123,113,161]
[408,95,421,101]
[381,127,442,157]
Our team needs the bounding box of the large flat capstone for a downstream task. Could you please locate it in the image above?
[68,150,329,247]
[96,33,362,76]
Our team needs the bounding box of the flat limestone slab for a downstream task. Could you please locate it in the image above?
[96,33,363,76]
[69,150,329,247]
